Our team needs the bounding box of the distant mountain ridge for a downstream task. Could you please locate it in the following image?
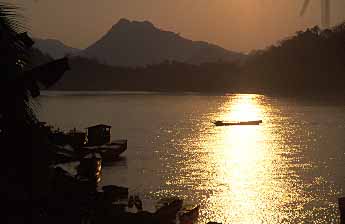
[33,38,81,59]
[80,18,244,67]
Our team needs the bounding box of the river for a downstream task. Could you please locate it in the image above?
[37,92,345,223]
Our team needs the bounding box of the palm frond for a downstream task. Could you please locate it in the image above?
[0,3,26,33]
[0,3,29,79]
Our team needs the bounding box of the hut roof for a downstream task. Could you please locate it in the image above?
[87,124,112,130]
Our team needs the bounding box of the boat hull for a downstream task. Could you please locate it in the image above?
[80,140,127,162]
[214,120,262,126]
[179,205,200,224]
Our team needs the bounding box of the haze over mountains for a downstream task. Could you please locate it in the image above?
[34,19,243,67]
[33,38,81,59]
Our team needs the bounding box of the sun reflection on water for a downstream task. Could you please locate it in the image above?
[198,94,296,223]
[222,94,263,122]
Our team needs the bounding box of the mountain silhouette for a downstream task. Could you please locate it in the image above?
[80,18,243,67]
[34,38,81,59]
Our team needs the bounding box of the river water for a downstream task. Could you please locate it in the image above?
[37,92,345,223]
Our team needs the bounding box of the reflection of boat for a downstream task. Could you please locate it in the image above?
[76,153,102,183]
[214,120,263,126]
[179,205,200,224]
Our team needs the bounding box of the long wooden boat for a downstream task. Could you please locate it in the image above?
[214,120,263,126]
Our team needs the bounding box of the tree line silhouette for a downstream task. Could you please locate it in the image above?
[241,23,345,95]
[53,57,241,92]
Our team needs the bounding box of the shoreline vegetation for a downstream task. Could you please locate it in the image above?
[1,3,345,224]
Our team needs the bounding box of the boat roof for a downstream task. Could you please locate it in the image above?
[86,124,112,129]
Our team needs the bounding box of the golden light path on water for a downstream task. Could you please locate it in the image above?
[195,94,302,223]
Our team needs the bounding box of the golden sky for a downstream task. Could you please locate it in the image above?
[14,0,345,52]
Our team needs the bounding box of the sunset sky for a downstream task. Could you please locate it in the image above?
[14,0,345,52]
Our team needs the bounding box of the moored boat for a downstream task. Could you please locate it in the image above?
[82,125,127,161]
[49,124,128,162]
[81,140,127,162]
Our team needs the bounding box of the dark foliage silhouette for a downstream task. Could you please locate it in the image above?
[242,23,345,95]
[0,4,69,224]
[54,57,240,92]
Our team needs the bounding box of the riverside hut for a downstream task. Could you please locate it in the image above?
[86,124,111,146]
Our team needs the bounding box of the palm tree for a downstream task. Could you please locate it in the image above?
[0,3,70,220]
[0,3,69,128]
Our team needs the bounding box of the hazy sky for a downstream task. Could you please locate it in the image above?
[13,0,345,52]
